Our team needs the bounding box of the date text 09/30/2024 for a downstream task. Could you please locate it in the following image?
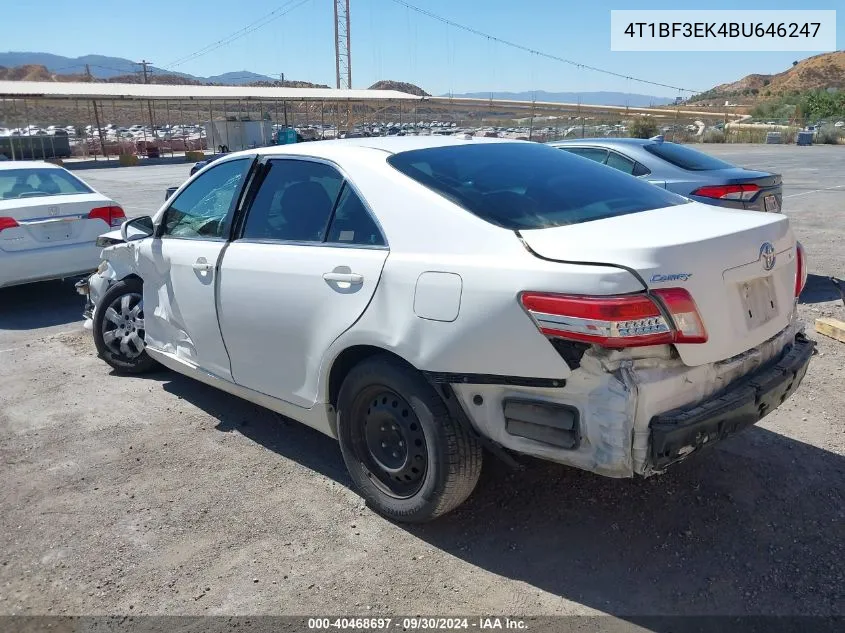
[307,617,528,630]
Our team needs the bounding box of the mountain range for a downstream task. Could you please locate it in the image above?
[0,51,277,85]
[1,52,680,106]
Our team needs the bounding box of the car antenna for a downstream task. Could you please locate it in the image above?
[649,134,665,143]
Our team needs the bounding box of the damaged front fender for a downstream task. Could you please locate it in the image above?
[80,241,142,325]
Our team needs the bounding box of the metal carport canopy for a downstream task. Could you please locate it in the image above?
[0,81,423,102]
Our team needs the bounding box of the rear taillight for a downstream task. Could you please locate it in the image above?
[651,288,708,344]
[0,217,20,233]
[691,183,760,201]
[88,205,126,227]
[795,241,808,298]
[520,288,707,349]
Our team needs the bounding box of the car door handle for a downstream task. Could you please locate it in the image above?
[192,259,213,272]
[323,272,363,284]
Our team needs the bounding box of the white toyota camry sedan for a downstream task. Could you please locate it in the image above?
[0,160,125,288]
[80,136,813,522]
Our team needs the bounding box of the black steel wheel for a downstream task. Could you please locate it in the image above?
[337,354,483,523]
[351,387,428,499]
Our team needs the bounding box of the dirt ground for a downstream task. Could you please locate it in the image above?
[0,145,843,623]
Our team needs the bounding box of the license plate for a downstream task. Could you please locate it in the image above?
[764,195,780,212]
[741,277,779,330]
[41,222,73,241]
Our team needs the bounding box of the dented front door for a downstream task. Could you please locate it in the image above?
[137,157,254,380]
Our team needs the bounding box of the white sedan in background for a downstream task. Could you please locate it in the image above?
[0,161,125,288]
[80,137,812,522]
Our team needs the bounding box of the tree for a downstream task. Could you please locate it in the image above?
[629,117,658,139]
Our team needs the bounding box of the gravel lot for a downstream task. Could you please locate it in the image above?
[1,145,843,621]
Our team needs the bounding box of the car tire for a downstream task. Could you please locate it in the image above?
[337,354,483,523]
[92,277,158,374]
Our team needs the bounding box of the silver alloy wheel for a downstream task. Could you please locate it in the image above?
[101,292,145,359]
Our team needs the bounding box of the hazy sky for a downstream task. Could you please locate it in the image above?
[2,0,842,96]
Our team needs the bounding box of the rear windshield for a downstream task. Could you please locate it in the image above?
[0,168,92,200]
[387,142,688,230]
[642,142,734,171]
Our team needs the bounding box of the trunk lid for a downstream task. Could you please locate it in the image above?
[0,194,116,251]
[519,201,796,366]
[705,168,780,188]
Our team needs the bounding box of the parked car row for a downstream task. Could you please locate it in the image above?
[2,139,810,524]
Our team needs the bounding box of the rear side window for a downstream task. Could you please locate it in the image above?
[632,161,651,177]
[242,159,343,242]
[387,142,688,230]
[326,184,385,246]
[643,142,734,171]
[560,147,608,164]
[605,151,636,174]
[0,168,92,200]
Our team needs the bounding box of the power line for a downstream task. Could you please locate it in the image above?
[91,64,136,74]
[51,63,132,74]
[386,0,703,94]
[163,0,312,70]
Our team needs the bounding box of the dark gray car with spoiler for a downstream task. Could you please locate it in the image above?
[548,137,783,213]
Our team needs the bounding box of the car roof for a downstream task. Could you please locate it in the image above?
[231,135,521,161]
[0,160,64,171]
[549,138,657,147]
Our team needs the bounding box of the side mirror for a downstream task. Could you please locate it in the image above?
[120,215,154,242]
[165,186,179,201]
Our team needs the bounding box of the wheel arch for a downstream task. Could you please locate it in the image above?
[325,344,419,433]
[100,270,142,300]
[99,242,142,284]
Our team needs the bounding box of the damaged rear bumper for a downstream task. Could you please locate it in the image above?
[450,323,812,478]
[649,333,814,471]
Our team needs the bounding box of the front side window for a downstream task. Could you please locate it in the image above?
[0,168,92,200]
[162,158,252,239]
[388,142,688,230]
[241,160,343,242]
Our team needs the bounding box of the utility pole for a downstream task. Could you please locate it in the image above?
[92,100,108,160]
[333,0,351,89]
[138,59,152,84]
[528,91,536,141]
[578,97,585,138]
[137,59,157,139]
[84,64,93,82]
[334,0,352,130]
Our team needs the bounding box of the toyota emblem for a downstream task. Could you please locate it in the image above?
[759,242,776,271]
